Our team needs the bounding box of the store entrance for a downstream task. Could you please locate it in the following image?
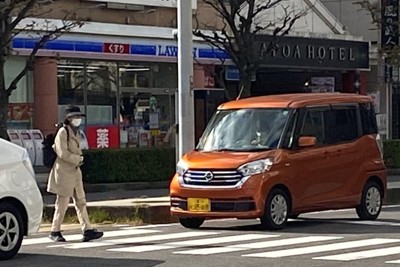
[119,87,176,148]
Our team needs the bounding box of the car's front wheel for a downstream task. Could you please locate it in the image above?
[260,188,289,230]
[356,181,383,220]
[179,217,205,229]
[0,203,24,261]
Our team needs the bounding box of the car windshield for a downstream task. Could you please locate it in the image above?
[197,108,290,152]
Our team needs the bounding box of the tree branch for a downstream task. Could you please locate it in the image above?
[6,19,83,96]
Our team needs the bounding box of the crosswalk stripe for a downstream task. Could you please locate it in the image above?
[314,246,400,261]
[386,259,400,264]
[242,238,400,258]
[174,236,343,255]
[23,229,160,246]
[48,231,220,249]
[108,234,277,253]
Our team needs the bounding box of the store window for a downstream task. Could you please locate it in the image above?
[57,60,178,149]
[6,56,32,129]
[119,62,177,148]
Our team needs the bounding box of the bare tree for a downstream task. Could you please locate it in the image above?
[194,0,308,99]
[0,0,83,139]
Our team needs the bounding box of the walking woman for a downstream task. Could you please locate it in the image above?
[47,105,103,242]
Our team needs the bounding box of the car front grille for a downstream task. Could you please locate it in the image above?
[183,169,243,187]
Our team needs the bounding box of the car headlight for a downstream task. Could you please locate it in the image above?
[238,158,273,176]
[176,159,188,176]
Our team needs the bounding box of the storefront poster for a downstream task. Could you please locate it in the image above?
[86,125,120,149]
[8,103,33,121]
[310,77,335,93]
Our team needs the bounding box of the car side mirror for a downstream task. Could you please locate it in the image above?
[298,136,317,147]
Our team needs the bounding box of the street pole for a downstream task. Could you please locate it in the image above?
[177,0,195,158]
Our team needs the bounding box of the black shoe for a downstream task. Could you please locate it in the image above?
[82,229,103,242]
[49,231,66,242]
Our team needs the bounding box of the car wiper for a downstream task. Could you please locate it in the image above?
[213,148,240,152]
[243,147,273,151]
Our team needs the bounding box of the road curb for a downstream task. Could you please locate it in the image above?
[38,181,170,195]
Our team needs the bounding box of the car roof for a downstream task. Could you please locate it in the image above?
[218,93,373,110]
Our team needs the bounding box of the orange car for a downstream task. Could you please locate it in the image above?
[170,93,387,230]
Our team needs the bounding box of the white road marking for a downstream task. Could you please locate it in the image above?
[48,231,220,249]
[242,238,400,258]
[314,246,400,261]
[175,236,343,255]
[386,259,400,264]
[108,234,276,253]
[23,229,160,246]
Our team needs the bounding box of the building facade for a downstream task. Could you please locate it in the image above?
[7,0,374,151]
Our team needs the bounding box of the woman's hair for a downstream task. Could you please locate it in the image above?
[64,118,71,125]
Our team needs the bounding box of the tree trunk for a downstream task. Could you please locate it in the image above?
[0,60,8,140]
[237,70,253,99]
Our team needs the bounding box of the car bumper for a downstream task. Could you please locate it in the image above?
[170,173,266,219]
[24,186,43,236]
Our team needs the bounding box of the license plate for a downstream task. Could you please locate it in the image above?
[188,198,210,212]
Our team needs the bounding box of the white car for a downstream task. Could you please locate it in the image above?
[0,138,43,260]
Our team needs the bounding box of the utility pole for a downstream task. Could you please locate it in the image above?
[177,0,195,158]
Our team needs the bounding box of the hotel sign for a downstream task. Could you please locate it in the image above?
[256,35,369,70]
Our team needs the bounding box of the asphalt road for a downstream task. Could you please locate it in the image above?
[4,205,400,267]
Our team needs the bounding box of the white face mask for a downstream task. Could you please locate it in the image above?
[71,118,82,127]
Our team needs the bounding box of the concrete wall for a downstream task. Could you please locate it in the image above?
[320,0,379,42]
[26,0,223,30]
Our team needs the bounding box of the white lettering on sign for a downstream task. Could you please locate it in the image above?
[109,44,124,53]
[97,128,109,148]
[157,45,198,58]
[84,0,197,9]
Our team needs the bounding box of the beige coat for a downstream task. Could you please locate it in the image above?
[47,125,84,197]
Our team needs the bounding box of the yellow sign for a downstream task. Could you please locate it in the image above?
[150,129,160,136]
[188,198,210,212]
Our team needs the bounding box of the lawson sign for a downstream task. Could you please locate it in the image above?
[12,38,230,61]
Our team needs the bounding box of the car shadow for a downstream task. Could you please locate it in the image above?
[200,217,400,235]
[199,205,400,234]
[2,253,164,267]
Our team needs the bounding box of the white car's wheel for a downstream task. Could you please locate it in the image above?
[0,203,24,261]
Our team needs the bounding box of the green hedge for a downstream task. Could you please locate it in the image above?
[383,140,400,168]
[81,147,176,183]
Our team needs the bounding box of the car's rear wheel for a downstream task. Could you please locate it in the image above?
[0,203,24,261]
[356,181,382,220]
[179,217,205,229]
[260,188,289,230]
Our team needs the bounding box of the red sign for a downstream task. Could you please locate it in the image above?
[103,43,130,54]
[86,125,120,149]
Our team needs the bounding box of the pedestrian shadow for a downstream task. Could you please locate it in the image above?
[1,253,164,267]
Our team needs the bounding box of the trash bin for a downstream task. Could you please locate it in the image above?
[7,130,23,147]
[17,130,36,165]
[30,129,44,166]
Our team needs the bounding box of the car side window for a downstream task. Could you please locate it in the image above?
[328,105,359,144]
[360,102,378,135]
[298,107,329,146]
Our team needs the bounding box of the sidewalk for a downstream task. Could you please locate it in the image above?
[36,169,400,225]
